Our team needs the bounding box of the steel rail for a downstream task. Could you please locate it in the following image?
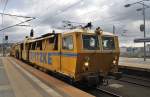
[97,88,123,97]
[118,78,150,88]
[122,74,150,83]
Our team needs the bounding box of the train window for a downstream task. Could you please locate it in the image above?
[53,35,58,50]
[22,43,24,50]
[102,37,115,50]
[21,43,23,50]
[36,41,42,50]
[62,36,73,50]
[82,35,99,50]
[46,35,58,50]
[48,37,55,43]
[24,43,28,50]
[31,42,36,50]
[29,43,31,50]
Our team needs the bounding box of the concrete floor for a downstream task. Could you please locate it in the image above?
[0,57,94,97]
[0,57,62,97]
[0,58,15,97]
[119,57,150,71]
[119,57,150,65]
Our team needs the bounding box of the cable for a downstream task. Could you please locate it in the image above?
[60,1,130,28]
[3,0,8,13]
[1,0,8,25]
[55,0,84,16]
[0,0,35,33]
[33,0,84,30]
[0,18,36,32]
[0,12,35,18]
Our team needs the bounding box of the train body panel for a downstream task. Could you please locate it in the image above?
[29,50,61,72]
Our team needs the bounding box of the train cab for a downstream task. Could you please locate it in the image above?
[61,30,120,85]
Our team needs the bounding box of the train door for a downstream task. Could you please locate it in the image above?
[22,37,30,61]
[114,36,120,53]
[20,43,23,59]
[60,33,77,78]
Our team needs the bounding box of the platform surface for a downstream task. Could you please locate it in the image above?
[0,57,94,97]
[119,57,150,71]
[0,58,15,97]
[0,57,64,97]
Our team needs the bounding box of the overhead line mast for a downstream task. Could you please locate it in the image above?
[1,0,8,56]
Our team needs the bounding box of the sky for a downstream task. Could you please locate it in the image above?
[0,0,150,47]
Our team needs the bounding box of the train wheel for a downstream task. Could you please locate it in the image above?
[102,78,108,86]
[69,78,75,85]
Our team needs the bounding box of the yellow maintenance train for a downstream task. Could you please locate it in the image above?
[11,28,120,86]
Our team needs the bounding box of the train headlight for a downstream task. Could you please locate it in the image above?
[84,62,89,67]
[113,60,117,65]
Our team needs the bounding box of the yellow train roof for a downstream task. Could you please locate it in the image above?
[62,29,115,36]
[24,29,116,43]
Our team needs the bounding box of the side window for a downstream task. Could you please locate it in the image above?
[36,41,42,50]
[62,36,73,50]
[31,42,36,50]
[25,44,29,50]
[102,37,115,50]
[21,43,24,50]
[45,35,58,50]
[49,37,55,43]
[82,35,99,50]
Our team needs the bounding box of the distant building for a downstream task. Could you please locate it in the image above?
[120,45,150,58]
[0,43,13,56]
[146,44,150,56]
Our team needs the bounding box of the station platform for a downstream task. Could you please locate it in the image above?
[0,57,94,97]
[119,57,150,72]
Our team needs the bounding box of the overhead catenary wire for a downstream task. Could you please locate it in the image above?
[2,0,8,13]
[65,0,148,32]
[51,0,84,17]
[0,0,144,35]
[0,18,36,32]
[56,1,130,28]
[32,0,85,30]
[0,0,35,32]
[1,0,8,24]
[31,0,130,31]
[0,12,35,19]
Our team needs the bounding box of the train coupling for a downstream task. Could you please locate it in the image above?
[83,73,103,87]
[113,72,122,79]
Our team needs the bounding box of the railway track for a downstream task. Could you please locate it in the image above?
[118,74,150,88]
[123,74,150,82]
[82,87,123,97]
[96,88,123,97]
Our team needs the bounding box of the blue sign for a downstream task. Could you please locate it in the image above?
[134,38,150,43]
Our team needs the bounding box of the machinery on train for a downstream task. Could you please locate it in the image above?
[10,25,121,86]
